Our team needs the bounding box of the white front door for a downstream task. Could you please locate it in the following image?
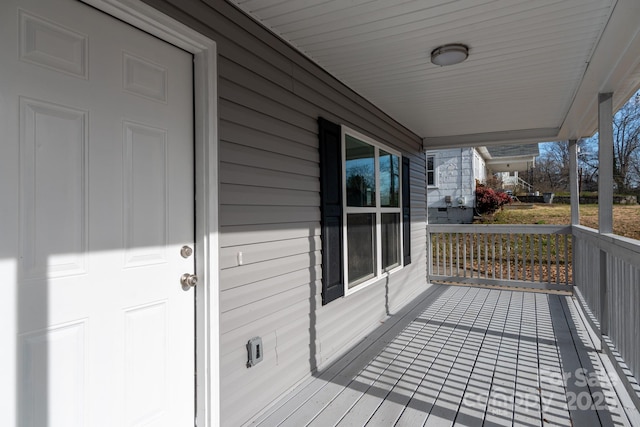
[0,0,195,425]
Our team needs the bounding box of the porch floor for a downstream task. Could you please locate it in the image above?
[250,285,639,426]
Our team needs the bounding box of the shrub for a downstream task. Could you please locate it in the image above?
[476,185,511,214]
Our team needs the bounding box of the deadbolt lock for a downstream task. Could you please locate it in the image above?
[180,245,193,258]
[180,273,198,290]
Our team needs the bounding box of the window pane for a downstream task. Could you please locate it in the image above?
[427,171,434,186]
[382,213,400,271]
[346,135,375,207]
[427,155,434,171]
[380,150,399,207]
[347,213,376,287]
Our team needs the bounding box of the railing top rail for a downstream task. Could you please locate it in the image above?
[573,224,640,260]
[428,224,572,234]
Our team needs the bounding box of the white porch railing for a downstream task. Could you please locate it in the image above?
[428,224,573,291]
[572,225,640,395]
[502,176,533,193]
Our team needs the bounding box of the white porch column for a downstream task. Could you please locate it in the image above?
[569,139,580,225]
[598,92,614,338]
[598,93,614,234]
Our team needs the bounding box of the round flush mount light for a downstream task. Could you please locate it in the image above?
[430,44,469,66]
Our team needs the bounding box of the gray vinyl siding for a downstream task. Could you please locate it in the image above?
[143,1,427,425]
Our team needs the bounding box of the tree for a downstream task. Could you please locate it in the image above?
[582,90,640,194]
[612,92,640,192]
[529,140,586,193]
[527,89,640,195]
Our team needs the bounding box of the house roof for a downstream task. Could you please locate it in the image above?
[227,0,640,149]
[485,144,540,159]
[477,143,539,172]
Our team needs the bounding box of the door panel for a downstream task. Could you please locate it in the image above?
[1,0,195,425]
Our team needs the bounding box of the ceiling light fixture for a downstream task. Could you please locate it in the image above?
[431,44,469,66]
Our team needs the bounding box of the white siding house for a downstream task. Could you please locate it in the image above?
[426,148,478,224]
[427,144,538,223]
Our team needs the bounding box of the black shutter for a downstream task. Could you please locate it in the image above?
[319,117,344,305]
[402,156,411,265]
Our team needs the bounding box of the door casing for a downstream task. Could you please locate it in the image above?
[79,1,220,425]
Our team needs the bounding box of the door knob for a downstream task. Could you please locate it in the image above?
[180,273,198,290]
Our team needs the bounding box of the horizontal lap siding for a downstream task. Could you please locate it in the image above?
[426,147,474,207]
[143,1,426,425]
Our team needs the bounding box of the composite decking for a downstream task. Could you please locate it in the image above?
[250,285,640,427]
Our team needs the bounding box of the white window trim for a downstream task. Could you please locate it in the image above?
[341,126,403,296]
[426,152,439,188]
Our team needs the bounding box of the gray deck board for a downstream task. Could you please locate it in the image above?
[250,285,638,427]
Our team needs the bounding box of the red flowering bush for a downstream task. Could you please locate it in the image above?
[476,185,511,214]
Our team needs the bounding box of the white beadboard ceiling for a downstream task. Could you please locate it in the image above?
[228,0,640,148]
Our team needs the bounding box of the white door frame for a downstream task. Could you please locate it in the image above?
[79,1,220,425]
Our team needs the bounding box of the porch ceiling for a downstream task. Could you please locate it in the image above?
[227,0,640,148]
[480,144,539,172]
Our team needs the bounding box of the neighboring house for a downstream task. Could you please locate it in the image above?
[480,144,540,194]
[427,144,539,223]
[1,1,638,427]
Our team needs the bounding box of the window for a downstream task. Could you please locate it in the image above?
[319,117,411,304]
[426,154,437,187]
[344,131,401,290]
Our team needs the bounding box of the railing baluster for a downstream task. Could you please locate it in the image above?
[444,233,448,276]
[470,234,474,278]
[432,233,436,276]
[556,234,560,284]
[517,233,521,281]
[440,232,444,276]
[441,233,445,276]
[547,234,552,284]
[518,234,522,281]
[491,234,496,279]
[564,234,569,285]
[530,233,534,283]
[442,233,446,276]
[456,233,460,278]
[513,233,517,281]
[499,234,504,281]
[463,234,467,278]
[524,234,528,282]
[484,233,489,279]
[477,233,481,278]
[523,234,528,282]
[449,232,454,276]
[538,234,543,282]
[435,233,440,276]
[437,233,441,276]
[507,234,511,281]
[444,232,448,276]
